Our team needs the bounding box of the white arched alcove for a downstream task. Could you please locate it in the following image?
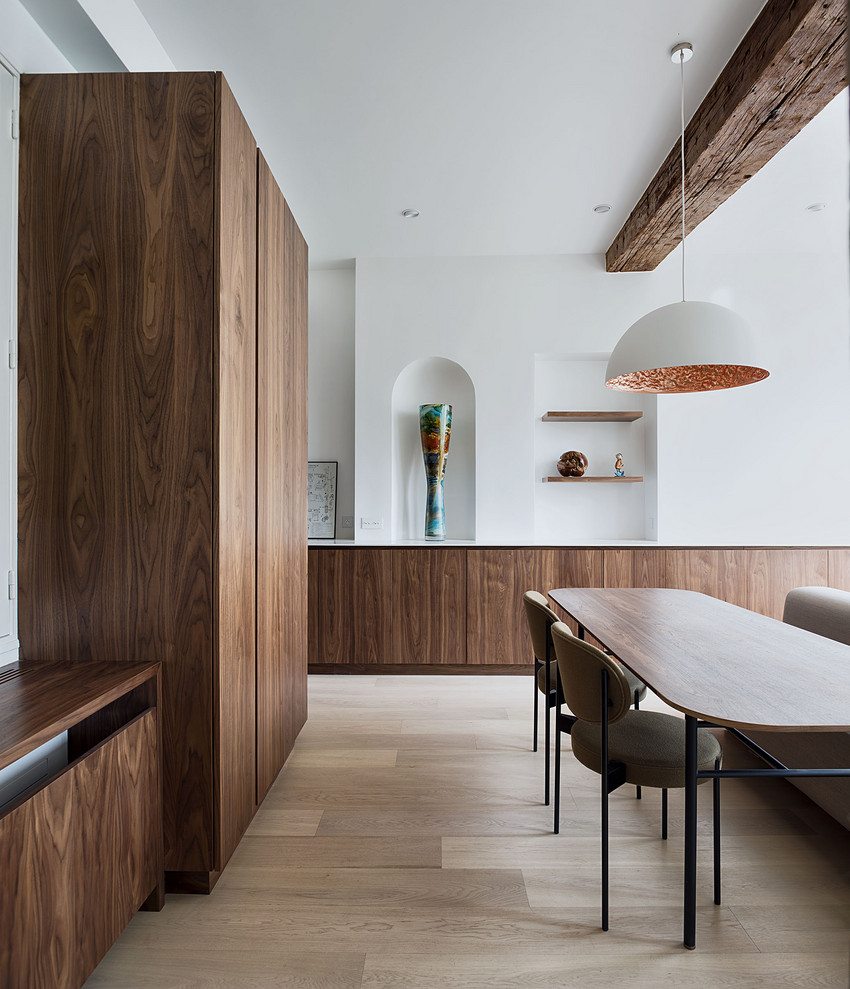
[391,357,476,541]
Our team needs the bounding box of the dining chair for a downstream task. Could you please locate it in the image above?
[783,586,850,645]
[523,591,646,815]
[550,620,722,932]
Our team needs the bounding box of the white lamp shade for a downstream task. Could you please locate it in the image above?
[605,301,769,394]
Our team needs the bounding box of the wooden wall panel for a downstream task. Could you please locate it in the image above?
[256,153,308,802]
[0,712,159,989]
[829,550,850,591]
[18,73,216,874]
[316,549,393,664]
[393,549,467,664]
[214,74,257,867]
[748,549,829,620]
[664,549,748,607]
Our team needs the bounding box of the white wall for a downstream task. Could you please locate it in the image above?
[656,250,850,544]
[308,266,356,538]
[345,247,850,545]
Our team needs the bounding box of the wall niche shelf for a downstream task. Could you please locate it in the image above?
[543,475,643,483]
[542,411,643,423]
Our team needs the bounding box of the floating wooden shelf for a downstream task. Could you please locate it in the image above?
[542,411,643,422]
[543,476,644,483]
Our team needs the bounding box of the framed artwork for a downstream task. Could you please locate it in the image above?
[307,461,338,538]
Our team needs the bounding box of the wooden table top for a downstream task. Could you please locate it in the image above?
[0,660,161,772]
[548,588,850,732]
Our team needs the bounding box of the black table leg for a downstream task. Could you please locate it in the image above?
[684,714,698,949]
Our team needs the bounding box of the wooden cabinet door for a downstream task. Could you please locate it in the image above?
[829,550,850,591]
[392,549,467,664]
[603,549,666,588]
[315,549,393,666]
[466,549,601,666]
[18,72,218,875]
[256,152,308,802]
[748,549,828,619]
[214,74,257,867]
[664,549,748,607]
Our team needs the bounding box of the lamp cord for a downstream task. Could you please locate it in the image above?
[680,49,686,303]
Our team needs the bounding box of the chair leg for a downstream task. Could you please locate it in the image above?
[661,788,668,840]
[713,756,721,906]
[634,688,641,800]
[544,659,551,805]
[532,662,539,752]
[601,669,609,932]
[553,713,561,834]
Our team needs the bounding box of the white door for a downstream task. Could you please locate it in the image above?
[0,58,17,660]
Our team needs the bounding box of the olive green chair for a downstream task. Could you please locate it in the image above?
[550,620,722,931]
[522,591,646,817]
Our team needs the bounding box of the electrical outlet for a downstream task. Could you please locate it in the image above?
[341,516,354,529]
[361,518,383,530]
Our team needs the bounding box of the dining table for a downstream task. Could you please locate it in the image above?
[547,586,850,949]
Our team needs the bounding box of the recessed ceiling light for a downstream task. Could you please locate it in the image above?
[593,204,612,214]
[806,202,827,212]
[401,208,420,218]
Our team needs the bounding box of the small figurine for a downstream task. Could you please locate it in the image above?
[614,453,625,477]
[557,451,588,477]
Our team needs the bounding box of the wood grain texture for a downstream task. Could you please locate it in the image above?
[316,549,393,665]
[256,151,308,802]
[0,661,159,772]
[392,550,466,664]
[214,73,257,870]
[664,549,748,607]
[548,587,850,731]
[308,545,320,666]
[0,710,160,989]
[828,550,850,591]
[467,549,602,665]
[282,191,309,758]
[606,0,847,271]
[747,549,829,620]
[18,73,217,873]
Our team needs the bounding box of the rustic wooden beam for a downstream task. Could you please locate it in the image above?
[606,0,847,273]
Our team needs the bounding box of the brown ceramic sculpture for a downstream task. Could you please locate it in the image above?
[557,451,588,477]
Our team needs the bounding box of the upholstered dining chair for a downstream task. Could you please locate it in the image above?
[523,591,647,816]
[783,586,850,645]
[550,620,722,932]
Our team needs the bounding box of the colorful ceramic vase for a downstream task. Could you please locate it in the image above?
[419,404,452,540]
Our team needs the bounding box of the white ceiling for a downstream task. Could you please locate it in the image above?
[128,0,848,267]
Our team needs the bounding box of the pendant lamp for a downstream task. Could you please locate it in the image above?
[605,43,769,394]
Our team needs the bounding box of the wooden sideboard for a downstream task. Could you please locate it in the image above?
[0,661,162,989]
[308,546,850,672]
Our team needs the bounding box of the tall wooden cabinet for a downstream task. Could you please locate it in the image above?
[17,72,307,891]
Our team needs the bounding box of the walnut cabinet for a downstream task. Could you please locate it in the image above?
[309,545,847,671]
[17,73,307,892]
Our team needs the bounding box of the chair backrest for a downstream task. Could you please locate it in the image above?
[551,621,631,724]
[522,590,561,662]
[783,586,850,647]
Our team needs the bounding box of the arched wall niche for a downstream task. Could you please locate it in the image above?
[391,357,476,541]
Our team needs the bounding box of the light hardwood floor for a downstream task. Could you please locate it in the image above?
[85,676,850,988]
